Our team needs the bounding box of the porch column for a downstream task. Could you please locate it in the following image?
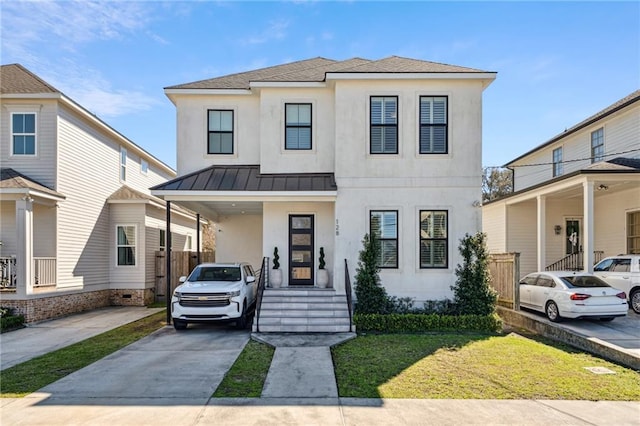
[536,195,546,272]
[196,213,201,265]
[166,200,172,324]
[16,196,34,296]
[583,181,595,272]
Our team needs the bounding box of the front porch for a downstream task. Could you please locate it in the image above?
[0,256,57,291]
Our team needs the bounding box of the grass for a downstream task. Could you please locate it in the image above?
[0,310,167,398]
[213,340,275,397]
[331,332,640,400]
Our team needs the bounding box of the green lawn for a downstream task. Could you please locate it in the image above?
[331,333,640,400]
[213,340,275,397]
[1,310,167,398]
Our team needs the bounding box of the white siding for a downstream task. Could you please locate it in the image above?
[32,203,56,257]
[0,201,16,257]
[513,102,640,191]
[144,205,198,287]
[595,186,640,257]
[506,201,537,278]
[110,204,145,288]
[0,100,58,188]
[482,202,507,253]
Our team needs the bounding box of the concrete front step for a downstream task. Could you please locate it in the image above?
[254,287,353,333]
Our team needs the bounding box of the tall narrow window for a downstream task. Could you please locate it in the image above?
[552,147,563,177]
[285,103,312,150]
[420,210,448,268]
[208,110,234,154]
[628,211,640,254]
[12,113,36,155]
[120,147,127,181]
[419,96,448,154]
[159,229,166,251]
[140,159,148,175]
[116,225,136,266]
[370,96,398,154]
[370,210,398,268]
[591,128,604,163]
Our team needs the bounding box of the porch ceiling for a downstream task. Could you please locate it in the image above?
[174,200,263,218]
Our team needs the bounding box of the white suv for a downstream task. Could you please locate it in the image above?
[594,255,640,314]
[171,262,257,330]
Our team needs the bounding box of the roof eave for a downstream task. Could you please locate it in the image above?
[325,72,497,81]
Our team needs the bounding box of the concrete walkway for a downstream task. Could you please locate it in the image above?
[0,306,163,370]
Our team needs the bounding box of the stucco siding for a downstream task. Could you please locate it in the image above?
[174,95,260,174]
[217,214,263,271]
[0,100,58,188]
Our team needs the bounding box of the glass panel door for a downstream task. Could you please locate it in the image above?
[565,219,581,254]
[289,215,314,285]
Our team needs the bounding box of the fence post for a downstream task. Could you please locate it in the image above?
[513,252,520,310]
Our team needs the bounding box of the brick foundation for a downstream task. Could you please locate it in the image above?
[1,288,154,323]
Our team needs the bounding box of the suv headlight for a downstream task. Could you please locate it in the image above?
[172,291,182,300]
[227,290,240,297]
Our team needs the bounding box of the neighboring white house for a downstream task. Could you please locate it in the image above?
[0,64,199,322]
[152,56,496,326]
[483,90,640,278]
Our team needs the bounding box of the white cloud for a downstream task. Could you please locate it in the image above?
[240,19,289,45]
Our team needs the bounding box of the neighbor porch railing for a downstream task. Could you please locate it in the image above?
[0,256,57,288]
[254,256,269,333]
[1,256,16,288]
[34,257,56,287]
[344,259,353,332]
[545,250,604,271]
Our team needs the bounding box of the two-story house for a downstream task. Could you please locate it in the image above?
[152,56,496,331]
[483,90,640,278]
[0,64,200,322]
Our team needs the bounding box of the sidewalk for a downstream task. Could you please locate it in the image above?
[0,306,163,370]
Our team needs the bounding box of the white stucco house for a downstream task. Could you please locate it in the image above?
[152,56,496,331]
[0,64,199,322]
[483,90,640,278]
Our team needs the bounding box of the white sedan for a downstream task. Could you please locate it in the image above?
[519,271,628,322]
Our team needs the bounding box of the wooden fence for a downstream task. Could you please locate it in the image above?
[155,251,215,302]
[488,252,520,310]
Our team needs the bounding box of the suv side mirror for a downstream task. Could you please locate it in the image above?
[179,276,187,283]
[246,276,256,284]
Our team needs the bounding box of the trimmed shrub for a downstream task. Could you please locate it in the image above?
[354,233,392,314]
[354,313,502,334]
[0,307,25,332]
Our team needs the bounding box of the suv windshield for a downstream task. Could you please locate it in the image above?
[560,275,610,288]
[189,266,241,282]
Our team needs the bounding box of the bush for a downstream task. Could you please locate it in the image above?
[0,307,25,332]
[451,232,497,316]
[354,313,502,333]
[354,233,392,314]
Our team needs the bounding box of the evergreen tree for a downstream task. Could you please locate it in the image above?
[354,233,391,314]
[451,232,497,315]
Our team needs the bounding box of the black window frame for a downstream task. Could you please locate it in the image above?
[370,96,398,155]
[419,96,448,154]
[370,210,399,269]
[419,210,448,269]
[207,109,234,155]
[285,103,312,150]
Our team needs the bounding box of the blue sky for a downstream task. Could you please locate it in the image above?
[2,1,638,170]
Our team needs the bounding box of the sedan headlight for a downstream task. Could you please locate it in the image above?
[227,290,241,297]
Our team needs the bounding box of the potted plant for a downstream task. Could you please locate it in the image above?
[270,247,282,288]
[317,247,329,288]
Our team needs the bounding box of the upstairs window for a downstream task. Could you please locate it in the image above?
[420,210,448,268]
[140,159,148,175]
[116,225,136,266]
[419,96,448,154]
[208,110,234,154]
[120,147,127,181]
[285,103,312,150]
[591,128,604,163]
[370,210,398,268]
[552,147,563,177]
[11,113,36,155]
[370,96,398,154]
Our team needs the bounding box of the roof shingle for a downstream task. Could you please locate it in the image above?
[0,64,60,94]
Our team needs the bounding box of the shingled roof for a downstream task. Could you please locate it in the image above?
[0,64,60,94]
[165,56,490,90]
[151,165,337,192]
[0,168,65,199]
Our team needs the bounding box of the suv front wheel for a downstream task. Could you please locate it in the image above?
[173,319,187,330]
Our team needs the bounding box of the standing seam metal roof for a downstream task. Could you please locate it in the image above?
[151,165,337,192]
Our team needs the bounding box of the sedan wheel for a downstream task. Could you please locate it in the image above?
[631,290,640,314]
[545,301,562,322]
